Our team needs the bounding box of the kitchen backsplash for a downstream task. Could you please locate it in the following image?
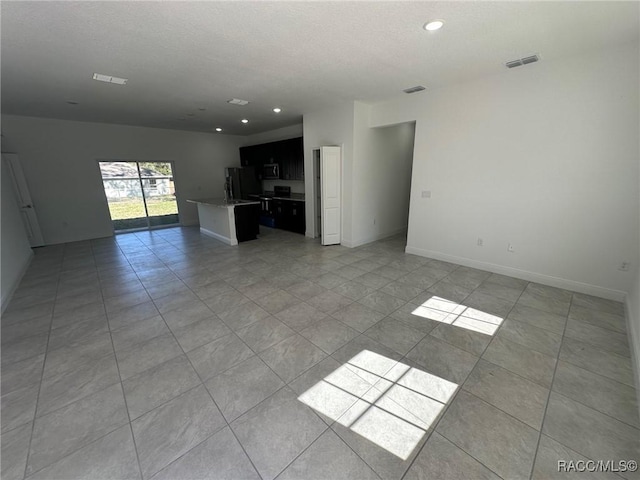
[262,179,305,194]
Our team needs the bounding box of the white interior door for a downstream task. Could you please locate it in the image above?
[2,153,45,246]
[320,146,341,245]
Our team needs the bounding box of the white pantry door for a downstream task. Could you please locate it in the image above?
[2,153,45,246]
[320,146,341,245]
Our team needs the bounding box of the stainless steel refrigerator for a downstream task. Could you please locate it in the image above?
[225,167,261,200]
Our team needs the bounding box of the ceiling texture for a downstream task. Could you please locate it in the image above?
[1,1,638,135]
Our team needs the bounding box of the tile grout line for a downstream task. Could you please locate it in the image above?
[263,313,417,478]
[397,273,532,480]
[526,292,573,480]
[114,231,234,479]
[352,258,467,479]
[8,229,633,480]
[385,265,474,480]
[20,251,63,480]
[169,255,398,478]
[16,244,122,476]
[146,248,269,480]
[98,239,146,480]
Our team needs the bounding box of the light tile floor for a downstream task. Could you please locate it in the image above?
[1,226,638,480]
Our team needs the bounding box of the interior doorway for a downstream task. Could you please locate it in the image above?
[98,161,179,232]
[2,153,45,246]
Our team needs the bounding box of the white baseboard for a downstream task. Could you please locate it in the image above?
[341,238,355,248]
[1,249,34,314]
[343,228,408,249]
[200,227,237,246]
[405,245,627,302]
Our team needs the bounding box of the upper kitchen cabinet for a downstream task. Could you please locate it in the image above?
[240,143,273,168]
[240,143,275,180]
[239,137,303,181]
[276,137,303,181]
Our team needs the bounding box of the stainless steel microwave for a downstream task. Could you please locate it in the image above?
[263,163,279,180]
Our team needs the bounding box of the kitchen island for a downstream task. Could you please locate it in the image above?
[187,198,260,245]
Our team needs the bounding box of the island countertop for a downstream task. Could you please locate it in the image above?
[187,198,260,208]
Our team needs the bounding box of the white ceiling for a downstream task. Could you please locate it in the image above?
[2,1,638,135]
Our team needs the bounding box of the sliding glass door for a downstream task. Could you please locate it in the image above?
[99,161,179,231]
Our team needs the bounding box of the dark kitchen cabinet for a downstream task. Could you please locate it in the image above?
[291,138,304,180]
[239,146,252,167]
[234,204,260,242]
[283,138,304,181]
[238,137,303,181]
[289,200,305,234]
[277,138,303,181]
[274,199,305,234]
[240,143,275,180]
[273,199,287,230]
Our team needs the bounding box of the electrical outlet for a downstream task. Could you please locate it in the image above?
[508,243,515,253]
[421,190,431,198]
[477,238,483,246]
[619,262,630,272]
[373,218,376,225]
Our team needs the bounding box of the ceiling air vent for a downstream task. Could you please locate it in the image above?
[227,98,250,106]
[403,85,426,94]
[92,73,128,85]
[505,54,539,69]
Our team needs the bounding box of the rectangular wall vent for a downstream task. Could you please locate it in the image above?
[505,54,539,69]
[93,73,128,85]
[227,98,250,106]
[403,85,426,94]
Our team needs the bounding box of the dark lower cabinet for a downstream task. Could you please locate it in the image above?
[274,200,305,235]
[234,204,260,242]
[289,201,305,234]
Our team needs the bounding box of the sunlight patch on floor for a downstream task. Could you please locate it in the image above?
[412,296,504,335]
[298,350,458,460]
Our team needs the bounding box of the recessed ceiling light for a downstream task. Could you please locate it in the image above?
[273,107,282,113]
[228,98,250,106]
[92,73,128,85]
[66,101,79,105]
[424,20,444,31]
[215,127,223,132]
[241,119,249,124]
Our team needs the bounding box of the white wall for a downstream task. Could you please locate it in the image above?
[628,262,640,402]
[627,131,640,411]
[241,124,303,146]
[303,103,355,240]
[1,115,243,244]
[370,42,639,300]
[1,158,33,311]
[350,102,414,247]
